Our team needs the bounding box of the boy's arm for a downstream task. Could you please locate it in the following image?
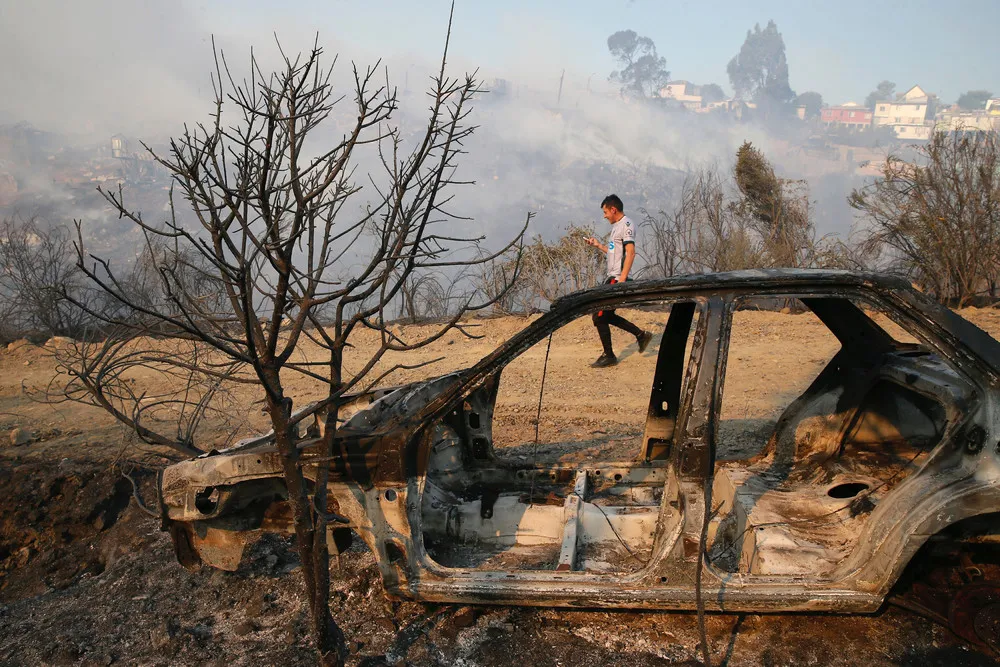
[619,243,636,281]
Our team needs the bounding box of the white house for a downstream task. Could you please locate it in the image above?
[936,108,999,133]
[872,85,935,140]
[659,81,703,110]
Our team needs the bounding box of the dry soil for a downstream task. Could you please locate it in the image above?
[3,308,1000,666]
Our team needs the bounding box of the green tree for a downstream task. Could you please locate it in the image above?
[607,29,670,99]
[865,80,896,109]
[957,89,994,110]
[795,91,823,118]
[734,141,815,267]
[726,20,795,105]
[700,83,727,104]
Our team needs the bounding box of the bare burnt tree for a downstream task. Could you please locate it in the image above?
[850,131,1000,306]
[474,246,526,315]
[472,225,603,314]
[24,235,243,458]
[0,216,94,340]
[641,167,765,277]
[62,15,526,665]
[40,327,247,458]
[396,270,455,323]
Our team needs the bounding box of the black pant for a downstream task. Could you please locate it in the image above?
[592,277,642,355]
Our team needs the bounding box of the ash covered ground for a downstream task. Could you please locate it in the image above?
[4,311,1000,666]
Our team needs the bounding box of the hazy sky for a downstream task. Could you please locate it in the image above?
[210,0,999,103]
[2,0,998,138]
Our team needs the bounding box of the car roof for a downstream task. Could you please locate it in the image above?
[546,269,1000,378]
[549,269,909,311]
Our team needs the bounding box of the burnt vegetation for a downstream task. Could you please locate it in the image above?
[0,14,999,667]
[15,14,531,662]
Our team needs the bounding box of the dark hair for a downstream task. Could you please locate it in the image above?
[601,194,624,212]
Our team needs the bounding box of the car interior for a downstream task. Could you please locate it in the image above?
[416,293,966,580]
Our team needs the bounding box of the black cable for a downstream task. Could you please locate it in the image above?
[527,333,554,508]
[696,472,714,667]
[569,490,649,567]
[122,470,160,518]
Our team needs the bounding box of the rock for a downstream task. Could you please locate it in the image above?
[372,617,397,634]
[23,360,30,366]
[14,546,33,566]
[780,307,792,314]
[232,620,258,636]
[149,624,172,650]
[245,593,267,619]
[451,606,478,629]
[6,339,31,352]
[45,336,73,349]
[9,428,31,446]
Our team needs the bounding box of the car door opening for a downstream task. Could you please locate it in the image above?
[419,301,701,573]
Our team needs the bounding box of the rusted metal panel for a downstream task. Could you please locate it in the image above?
[156,270,1000,613]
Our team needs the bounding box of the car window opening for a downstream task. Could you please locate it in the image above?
[707,296,953,578]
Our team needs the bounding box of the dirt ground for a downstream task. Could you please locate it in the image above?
[3,307,1000,666]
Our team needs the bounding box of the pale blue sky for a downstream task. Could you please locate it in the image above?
[2,0,997,137]
[197,0,1000,105]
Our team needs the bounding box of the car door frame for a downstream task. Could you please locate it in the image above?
[396,289,722,598]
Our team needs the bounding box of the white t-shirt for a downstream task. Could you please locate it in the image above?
[606,215,636,278]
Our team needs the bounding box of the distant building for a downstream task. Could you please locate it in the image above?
[936,107,999,134]
[820,102,872,130]
[702,98,754,120]
[491,78,510,97]
[872,85,935,140]
[986,99,1000,115]
[110,134,129,159]
[659,81,703,110]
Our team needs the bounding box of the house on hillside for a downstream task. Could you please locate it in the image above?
[659,81,703,110]
[820,102,872,131]
[702,98,756,120]
[872,85,936,140]
[987,99,1000,115]
[936,105,999,134]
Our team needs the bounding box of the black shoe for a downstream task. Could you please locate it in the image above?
[591,353,618,368]
[637,331,653,353]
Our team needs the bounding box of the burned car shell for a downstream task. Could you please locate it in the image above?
[158,269,1000,612]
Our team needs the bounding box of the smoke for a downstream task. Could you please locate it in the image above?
[0,1,214,140]
[0,2,865,261]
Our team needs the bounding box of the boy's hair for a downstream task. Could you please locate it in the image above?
[601,194,624,212]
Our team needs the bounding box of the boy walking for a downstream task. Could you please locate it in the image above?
[584,194,653,367]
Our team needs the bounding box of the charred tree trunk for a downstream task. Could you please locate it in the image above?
[266,376,344,664]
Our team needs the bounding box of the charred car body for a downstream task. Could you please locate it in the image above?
[158,270,1000,619]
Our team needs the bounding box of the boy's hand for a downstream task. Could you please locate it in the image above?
[584,236,599,247]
